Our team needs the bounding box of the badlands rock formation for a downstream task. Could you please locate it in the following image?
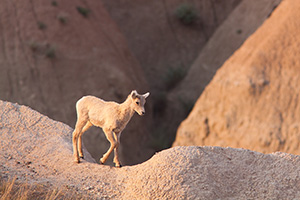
[174,0,300,155]
[1,100,300,199]
[102,0,241,89]
[171,0,281,102]
[0,0,153,165]
[164,0,281,145]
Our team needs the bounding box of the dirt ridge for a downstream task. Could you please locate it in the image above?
[1,100,300,199]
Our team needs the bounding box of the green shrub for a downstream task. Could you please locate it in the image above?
[163,66,187,91]
[57,15,67,24]
[77,6,90,17]
[51,1,58,6]
[45,46,56,58]
[28,41,57,59]
[37,21,47,30]
[175,3,197,25]
[29,41,40,52]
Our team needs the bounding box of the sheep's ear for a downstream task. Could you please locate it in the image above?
[131,90,138,99]
[143,92,150,99]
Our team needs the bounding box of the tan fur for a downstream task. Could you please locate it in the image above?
[72,90,150,167]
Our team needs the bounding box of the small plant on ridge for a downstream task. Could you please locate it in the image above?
[163,66,187,91]
[175,3,198,25]
[77,6,91,18]
[37,21,47,30]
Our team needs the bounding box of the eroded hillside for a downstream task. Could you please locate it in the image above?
[0,0,153,165]
[101,0,241,90]
[174,0,300,155]
[1,100,300,199]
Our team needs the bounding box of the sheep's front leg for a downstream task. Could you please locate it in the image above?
[72,118,88,163]
[113,132,122,168]
[78,121,93,159]
[100,129,117,165]
[72,130,80,163]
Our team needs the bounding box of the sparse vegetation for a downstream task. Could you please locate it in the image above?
[28,41,56,59]
[77,6,91,18]
[163,66,187,91]
[175,3,198,25]
[51,1,57,6]
[29,41,40,52]
[45,45,56,58]
[236,29,243,34]
[37,21,47,30]
[57,15,67,24]
[0,177,83,200]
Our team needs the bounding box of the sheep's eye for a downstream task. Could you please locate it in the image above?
[136,102,139,105]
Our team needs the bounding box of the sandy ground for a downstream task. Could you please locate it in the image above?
[1,100,300,199]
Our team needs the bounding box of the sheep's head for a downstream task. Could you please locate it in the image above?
[131,90,150,116]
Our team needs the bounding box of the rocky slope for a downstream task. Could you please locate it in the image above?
[174,0,300,155]
[1,100,300,199]
[170,0,281,102]
[0,0,153,165]
[101,0,241,89]
[162,0,281,145]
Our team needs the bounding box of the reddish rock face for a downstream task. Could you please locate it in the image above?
[101,0,241,89]
[0,0,153,165]
[170,0,282,102]
[174,0,300,155]
[164,0,281,145]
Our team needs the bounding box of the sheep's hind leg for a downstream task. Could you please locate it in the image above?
[78,121,93,159]
[100,129,116,165]
[113,132,122,168]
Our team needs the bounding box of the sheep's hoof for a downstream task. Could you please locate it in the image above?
[115,164,122,168]
[79,156,84,159]
[74,159,80,164]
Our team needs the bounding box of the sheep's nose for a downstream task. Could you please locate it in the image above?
[141,111,145,115]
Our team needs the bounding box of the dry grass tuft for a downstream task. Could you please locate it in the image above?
[0,177,86,200]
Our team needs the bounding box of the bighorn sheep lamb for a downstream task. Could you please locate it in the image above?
[72,90,150,167]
